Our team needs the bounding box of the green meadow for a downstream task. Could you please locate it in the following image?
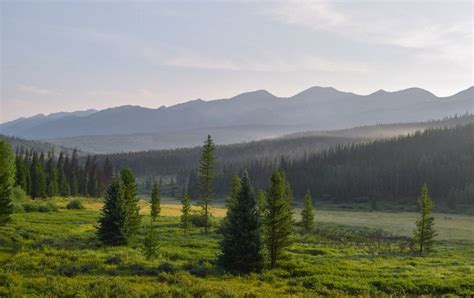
[1,197,473,297]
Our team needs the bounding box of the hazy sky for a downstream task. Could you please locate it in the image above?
[1,0,472,122]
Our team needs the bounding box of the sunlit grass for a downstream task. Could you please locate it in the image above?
[1,197,473,296]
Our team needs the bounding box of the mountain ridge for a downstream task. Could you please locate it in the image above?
[1,86,472,142]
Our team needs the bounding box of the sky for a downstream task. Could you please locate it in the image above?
[1,0,472,122]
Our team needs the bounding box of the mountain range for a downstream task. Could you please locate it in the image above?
[1,86,472,153]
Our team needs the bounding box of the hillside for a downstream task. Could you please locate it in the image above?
[0,134,83,156]
[1,86,472,153]
[101,114,474,178]
[204,124,474,209]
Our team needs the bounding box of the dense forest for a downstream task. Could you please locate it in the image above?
[100,114,473,177]
[199,124,474,207]
[13,148,113,199]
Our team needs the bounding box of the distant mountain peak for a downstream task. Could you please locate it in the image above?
[230,89,275,101]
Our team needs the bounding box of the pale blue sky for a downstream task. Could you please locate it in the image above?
[1,0,472,122]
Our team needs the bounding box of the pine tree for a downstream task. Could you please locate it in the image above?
[31,152,47,199]
[0,140,15,225]
[15,154,28,192]
[198,135,215,233]
[142,224,159,259]
[46,152,59,197]
[219,172,263,273]
[301,190,315,234]
[97,177,128,245]
[121,167,141,238]
[57,152,69,196]
[264,170,294,268]
[150,180,160,221]
[413,184,437,256]
[181,192,192,233]
[226,175,241,209]
[69,149,79,195]
[257,190,266,216]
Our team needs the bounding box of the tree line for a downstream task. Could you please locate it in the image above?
[189,124,474,207]
[13,148,114,199]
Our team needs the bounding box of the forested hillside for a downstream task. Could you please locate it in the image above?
[0,134,81,156]
[203,124,474,208]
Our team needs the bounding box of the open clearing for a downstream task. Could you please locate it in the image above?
[1,197,473,296]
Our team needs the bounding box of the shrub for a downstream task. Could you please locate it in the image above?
[157,261,178,274]
[189,211,214,228]
[66,199,84,210]
[22,201,58,213]
[105,255,122,265]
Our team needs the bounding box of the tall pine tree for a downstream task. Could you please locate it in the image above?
[300,190,315,234]
[150,180,160,221]
[0,140,15,225]
[413,184,437,256]
[121,167,141,238]
[181,192,192,233]
[219,173,263,273]
[264,171,294,268]
[198,135,215,233]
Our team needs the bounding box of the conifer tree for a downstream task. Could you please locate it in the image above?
[264,170,294,268]
[257,189,266,216]
[413,184,437,256]
[181,192,192,233]
[46,152,59,197]
[0,140,15,225]
[57,152,69,196]
[198,135,215,233]
[142,224,159,259]
[69,149,79,195]
[15,155,28,192]
[97,177,128,245]
[301,190,315,233]
[37,152,47,198]
[150,180,160,221]
[226,175,241,209]
[219,173,263,273]
[121,167,141,238]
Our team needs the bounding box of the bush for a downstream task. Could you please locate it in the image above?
[22,201,58,213]
[66,199,84,210]
[157,261,178,274]
[11,187,28,213]
[189,211,214,228]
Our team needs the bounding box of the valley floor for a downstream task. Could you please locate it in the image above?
[1,197,473,297]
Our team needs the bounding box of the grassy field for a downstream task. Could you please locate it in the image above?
[1,197,473,297]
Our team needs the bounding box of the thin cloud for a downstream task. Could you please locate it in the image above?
[165,52,369,73]
[261,0,472,67]
[17,84,61,96]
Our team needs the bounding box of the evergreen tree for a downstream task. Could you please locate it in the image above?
[15,154,28,192]
[257,190,266,216]
[300,190,315,233]
[150,180,160,221]
[69,149,79,195]
[142,224,159,259]
[30,152,47,199]
[102,157,114,193]
[97,177,128,245]
[181,192,192,233]
[264,171,294,268]
[57,152,69,196]
[219,173,263,273]
[0,140,15,225]
[226,175,241,209]
[198,135,215,233]
[413,184,437,256]
[46,152,59,197]
[121,167,141,238]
